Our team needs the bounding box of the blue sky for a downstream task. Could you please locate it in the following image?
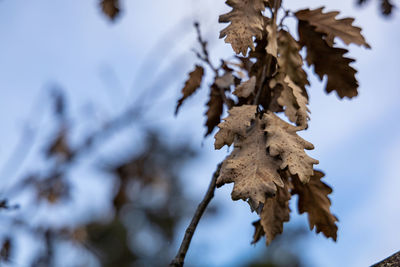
[0,0,400,266]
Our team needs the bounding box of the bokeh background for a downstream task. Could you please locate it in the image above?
[0,0,399,266]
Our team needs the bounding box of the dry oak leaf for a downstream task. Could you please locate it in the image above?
[357,0,396,16]
[205,85,224,136]
[251,220,265,244]
[216,105,284,211]
[259,182,291,244]
[277,30,309,91]
[215,72,235,89]
[266,24,278,57]
[291,170,338,241]
[175,65,205,114]
[263,111,318,183]
[214,105,256,149]
[380,0,395,16]
[283,75,309,128]
[298,20,358,99]
[295,7,370,48]
[214,105,257,149]
[270,74,309,128]
[233,76,257,98]
[100,0,120,20]
[219,0,266,56]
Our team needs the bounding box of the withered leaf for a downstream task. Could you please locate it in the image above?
[260,183,291,244]
[295,7,370,48]
[205,85,224,136]
[215,72,235,89]
[381,0,395,15]
[46,129,73,161]
[298,20,359,99]
[266,24,278,57]
[277,30,309,90]
[216,106,284,211]
[0,238,11,262]
[175,65,205,114]
[219,0,266,56]
[251,220,265,244]
[100,0,120,20]
[214,105,256,149]
[357,0,395,16]
[291,170,338,241]
[263,112,318,183]
[283,75,309,128]
[270,74,309,128]
[233,76,256,98]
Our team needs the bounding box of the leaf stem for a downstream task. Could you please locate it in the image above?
[170,163,222,267]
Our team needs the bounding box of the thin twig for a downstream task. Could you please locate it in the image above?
[253,62,267,106]
[194,22,218,76]
[193,22,233,109]
[170,163,222,267]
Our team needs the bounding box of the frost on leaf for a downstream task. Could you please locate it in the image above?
[277,30,309,91]
[263,112,318,183]
[216,106,284,211]
[233,76,256,98]
[205,85,224,136]
[270,74,309,128]
[100,0,120,20]
[295,7,370,48]
[292,170,338,241]
[298,20,359,99]
[175,65,204,114]
[219,0,266,56]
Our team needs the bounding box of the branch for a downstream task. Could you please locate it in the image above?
[372,250,400,267]
[170,163,222,267]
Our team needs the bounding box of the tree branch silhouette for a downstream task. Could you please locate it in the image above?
[170,163,221,267]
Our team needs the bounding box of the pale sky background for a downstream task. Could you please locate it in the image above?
[0,0,399,266]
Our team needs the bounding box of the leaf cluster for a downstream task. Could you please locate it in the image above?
[176,0,370,245]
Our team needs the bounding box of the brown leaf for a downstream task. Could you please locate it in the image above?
[263,112,318,183]
[205,85,224,136]
[233,76,257,98]
[291,170,338,241]
[0,238,11,262]
[295,7,370,48]
[270,74,309,128]
[357,0,395,16]
[216,106,284,211]
[381,0,395,16]
[260,183,291,244]
[298,20,359,99]
[266,24,278,57]
[251,220,265,244]
[175,65,205,114]
[215,72,235,89]
[214,105,256,149]
[100,0,120,20]
[46,128,73,161]
[219,0,266,56]
[277,30,309,91]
